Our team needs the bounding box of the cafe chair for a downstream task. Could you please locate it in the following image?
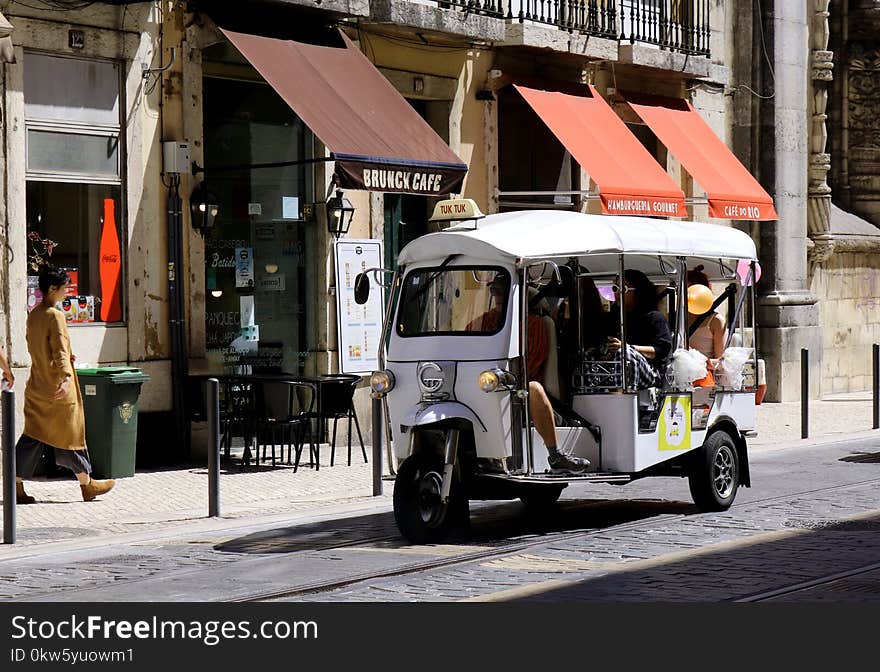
[220,377,258,469]
[316,374,367,467]
[254,380,317,471]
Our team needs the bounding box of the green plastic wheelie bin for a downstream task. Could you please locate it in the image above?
[76,367,150,479]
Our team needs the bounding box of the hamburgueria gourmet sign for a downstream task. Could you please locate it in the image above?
[334,157,467,195]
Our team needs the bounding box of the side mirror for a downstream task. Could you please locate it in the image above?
[354,272,370,305]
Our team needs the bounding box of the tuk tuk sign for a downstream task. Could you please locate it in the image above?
[429,198,486,223]
[334,239,383,374]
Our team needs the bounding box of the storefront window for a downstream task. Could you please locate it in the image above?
[27,130,119,177]
[23,52,124,324]
[202,75,315,374]
[26,183,124,322]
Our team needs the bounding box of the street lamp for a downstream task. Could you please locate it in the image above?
[326,188,355,239]
[190,181,219,234]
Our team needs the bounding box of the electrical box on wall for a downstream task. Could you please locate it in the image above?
[162,141,190,175]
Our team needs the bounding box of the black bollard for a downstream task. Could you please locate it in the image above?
[206,378,220,518]
[372,396,383,496]
[801,348,809,440]
[873,344,879,431]
[2,389,15,544]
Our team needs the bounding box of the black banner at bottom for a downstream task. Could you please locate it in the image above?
[0,602,872,669]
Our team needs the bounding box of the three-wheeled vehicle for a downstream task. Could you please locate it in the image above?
[356,199,762,543]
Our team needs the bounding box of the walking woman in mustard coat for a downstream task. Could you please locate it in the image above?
[15,266,115,503]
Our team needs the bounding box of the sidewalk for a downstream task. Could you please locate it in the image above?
[1,392,878,554]
[750,392,877,450]
[1,448,387,554]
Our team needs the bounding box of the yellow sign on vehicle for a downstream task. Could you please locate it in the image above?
[428,198,485,223]
[659,395,691,451]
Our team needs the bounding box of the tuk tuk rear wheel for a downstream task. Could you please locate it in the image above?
[394,452,454,544]
[688,430,739,512]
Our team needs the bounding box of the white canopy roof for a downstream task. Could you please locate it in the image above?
[398,210,757,266]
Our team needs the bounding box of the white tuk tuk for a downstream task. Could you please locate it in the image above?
[357,199,761,543]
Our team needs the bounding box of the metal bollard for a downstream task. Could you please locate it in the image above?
[801,348,809,440]
[873,344,879,431]
[371,395,383,496]
[206,378,220,518]
[2,389,15,544]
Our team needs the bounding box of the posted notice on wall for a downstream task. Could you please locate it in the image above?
[334,239,383,375]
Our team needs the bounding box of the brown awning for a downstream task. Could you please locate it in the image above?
[221,29,467,195]
[0,12,15,64]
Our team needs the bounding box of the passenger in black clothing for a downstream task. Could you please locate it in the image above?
[608,269,673,388]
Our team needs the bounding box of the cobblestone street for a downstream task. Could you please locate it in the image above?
[1,433,879,603]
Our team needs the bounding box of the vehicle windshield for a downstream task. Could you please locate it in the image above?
[397,267,511,337]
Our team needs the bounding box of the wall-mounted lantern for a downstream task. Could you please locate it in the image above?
[325,188,355,239]
[190,181,219,234]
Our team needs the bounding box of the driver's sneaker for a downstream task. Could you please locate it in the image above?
[548,451,591,474]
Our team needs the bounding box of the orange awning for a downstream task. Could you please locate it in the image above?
[514,84,686,218]
[623,92,777,221]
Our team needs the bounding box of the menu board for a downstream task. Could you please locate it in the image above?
[334,239,384,375]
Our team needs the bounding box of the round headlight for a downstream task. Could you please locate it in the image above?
[478,370,500,392]
[370,370,395,395]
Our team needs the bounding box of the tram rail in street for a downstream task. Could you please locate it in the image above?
[5,473,880,603]
[238,476,880,603]
[732,560,880,602]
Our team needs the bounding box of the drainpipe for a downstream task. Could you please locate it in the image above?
[167,175,189,458]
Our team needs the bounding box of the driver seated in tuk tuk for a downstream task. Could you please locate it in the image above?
[608,269,673,389]
[467,278,590,474]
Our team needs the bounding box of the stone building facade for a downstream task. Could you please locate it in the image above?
[0,0,829,459]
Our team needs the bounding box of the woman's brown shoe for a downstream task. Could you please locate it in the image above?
[16,482,36,505]
[81,478,115,502]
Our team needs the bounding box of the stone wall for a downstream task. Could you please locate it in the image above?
[812,251,880,394]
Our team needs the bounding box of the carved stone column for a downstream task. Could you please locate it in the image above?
[758,1,822,402]
[847,1,880,225]
[807,0,833,243]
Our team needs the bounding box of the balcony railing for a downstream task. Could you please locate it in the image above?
[618,0,710,55]
[438,0,710,56]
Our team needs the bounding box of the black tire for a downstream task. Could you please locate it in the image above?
[519,485,565,511]
[394,451,454,544]
[688,430,740,512]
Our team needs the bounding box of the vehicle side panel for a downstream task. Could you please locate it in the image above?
[708,392,755,431]
[572,394,638,471]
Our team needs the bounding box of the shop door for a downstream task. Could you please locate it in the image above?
[382,98,445,270]
[202,76,315,374]
[383,194,429,272]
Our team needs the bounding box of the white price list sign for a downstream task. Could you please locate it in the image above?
[334,239,384,375]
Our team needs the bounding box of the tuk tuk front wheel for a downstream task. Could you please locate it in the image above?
[394,452,455,544]
[688,430,739,512]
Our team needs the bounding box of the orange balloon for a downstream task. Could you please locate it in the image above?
[688,284,713,315]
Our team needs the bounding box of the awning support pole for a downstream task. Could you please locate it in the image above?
[192,156,334,176]
[495,189,710,206]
